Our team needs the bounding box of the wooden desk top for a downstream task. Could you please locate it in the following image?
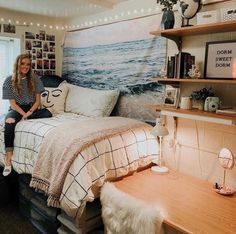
[114,169,236,234]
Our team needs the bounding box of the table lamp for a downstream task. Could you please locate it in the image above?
[150,117,169,174]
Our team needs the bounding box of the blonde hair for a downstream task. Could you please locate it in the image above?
[12,53,35,95]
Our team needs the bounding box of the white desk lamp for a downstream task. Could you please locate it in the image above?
[150,118,169,174]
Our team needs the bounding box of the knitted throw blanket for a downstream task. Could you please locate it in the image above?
[30,116,148,208]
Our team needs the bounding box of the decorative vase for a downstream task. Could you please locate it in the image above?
[161,10,175,30]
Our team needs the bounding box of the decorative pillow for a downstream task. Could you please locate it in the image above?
[65,84,120,117]
[41,84,69,114]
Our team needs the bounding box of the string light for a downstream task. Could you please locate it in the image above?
[0,7,161,31]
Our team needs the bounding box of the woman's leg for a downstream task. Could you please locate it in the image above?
[28,108,52,119]
[3,110,22,176]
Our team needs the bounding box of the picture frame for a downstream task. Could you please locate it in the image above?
[3,24,15,33]
[204,40,236,79]
[163,86,180,107]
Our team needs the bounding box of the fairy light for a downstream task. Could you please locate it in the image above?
[0,6,160,31]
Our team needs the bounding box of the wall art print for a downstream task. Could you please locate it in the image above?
[62,14,166,122]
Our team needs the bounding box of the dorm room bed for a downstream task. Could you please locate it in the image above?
[0,75,159,232]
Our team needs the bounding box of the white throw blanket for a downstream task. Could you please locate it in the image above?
[30,117,150,209]
[101,182,164,234]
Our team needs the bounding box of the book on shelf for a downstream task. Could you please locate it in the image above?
[182,54,195,79]
[166,52,195,79]
[167,56,175,78]
[216,109,236,117]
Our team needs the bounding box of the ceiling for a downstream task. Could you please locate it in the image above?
[0,0,128,19]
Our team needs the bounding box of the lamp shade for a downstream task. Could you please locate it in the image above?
[150,118,169,137]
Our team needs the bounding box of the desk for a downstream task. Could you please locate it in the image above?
[114,169,236,234]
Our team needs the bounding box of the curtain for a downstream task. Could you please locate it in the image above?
[0,38,20,114]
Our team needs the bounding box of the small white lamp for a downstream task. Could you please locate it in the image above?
[150,117,169,174]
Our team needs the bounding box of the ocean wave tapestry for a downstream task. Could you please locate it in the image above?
[62,14,166,122]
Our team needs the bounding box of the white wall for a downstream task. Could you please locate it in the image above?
[0,8,65,76]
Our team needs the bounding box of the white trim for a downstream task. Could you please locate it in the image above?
[161,110,233,125]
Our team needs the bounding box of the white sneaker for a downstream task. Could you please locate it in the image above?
[3,165,12,176]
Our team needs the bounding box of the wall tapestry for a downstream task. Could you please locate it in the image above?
[62,14,166,122]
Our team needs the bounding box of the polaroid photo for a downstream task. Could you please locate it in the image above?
[163,86,180,108]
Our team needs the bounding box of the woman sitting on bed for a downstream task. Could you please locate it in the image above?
[2,53,53,176]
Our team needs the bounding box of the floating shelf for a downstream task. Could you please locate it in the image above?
[150,20,236,51]
[151,78,236,84]
[148,105,236,125]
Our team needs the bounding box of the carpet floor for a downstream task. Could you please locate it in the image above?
[0,201,40,234]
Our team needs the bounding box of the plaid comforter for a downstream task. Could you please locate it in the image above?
[0,113,159,220]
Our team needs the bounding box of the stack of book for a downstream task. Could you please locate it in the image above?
[167,52,195,79]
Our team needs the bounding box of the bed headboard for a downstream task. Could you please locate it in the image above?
[40,75,65,88]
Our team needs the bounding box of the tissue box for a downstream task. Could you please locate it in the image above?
[197,10,220,25]
[220,8,236,22]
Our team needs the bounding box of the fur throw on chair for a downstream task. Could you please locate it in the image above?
[100,182,164,234]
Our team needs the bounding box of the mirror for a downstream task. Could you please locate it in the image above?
[178,0,201,27]
[216,148,235,195]
[218,148,234,169]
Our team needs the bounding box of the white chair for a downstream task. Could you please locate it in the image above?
[100,182,164,234]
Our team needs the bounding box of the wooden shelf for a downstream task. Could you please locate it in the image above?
[150,20,236,50]
[151,78,236,84]
[147,105,236,125]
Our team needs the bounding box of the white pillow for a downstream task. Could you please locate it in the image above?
[65,84,120,117]
[41,84,69,114]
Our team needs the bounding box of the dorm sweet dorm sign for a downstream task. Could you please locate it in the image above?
[204,40,236,79]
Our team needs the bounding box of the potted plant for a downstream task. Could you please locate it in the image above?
[157,0,177,29]
[190,87,215,110]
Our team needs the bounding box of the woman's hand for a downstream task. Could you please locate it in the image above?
[22,111,32,120]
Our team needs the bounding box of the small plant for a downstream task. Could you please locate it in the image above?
[157,0,178,11]
[190,87,214,101]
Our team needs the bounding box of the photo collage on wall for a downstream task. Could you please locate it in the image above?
[25,30,56,76]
